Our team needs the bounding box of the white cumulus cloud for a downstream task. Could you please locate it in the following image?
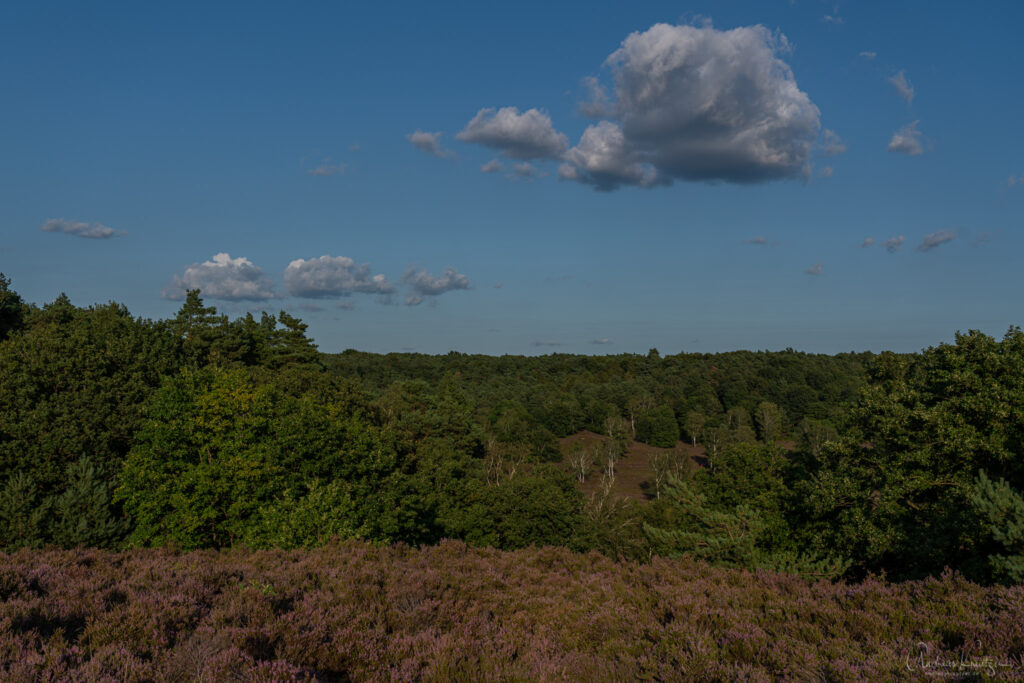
[402,266,471,306]
[456,107,569,160]
[562,120,661,191]
[560,23,821,190]
[163,253,278,301]
[284,255,394,298]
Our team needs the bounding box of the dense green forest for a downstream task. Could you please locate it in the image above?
[1,272,1022,585]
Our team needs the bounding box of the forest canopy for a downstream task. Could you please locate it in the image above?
[1,273,1022,585]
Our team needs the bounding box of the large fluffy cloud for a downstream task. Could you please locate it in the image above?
[40,218,121,239]
[163,253,277,301]
[456,107,569,160]
[402,266,470,306]
[284,255,394,298]
[561,23,821,190]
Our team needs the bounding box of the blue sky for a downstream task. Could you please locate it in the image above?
[2,0,1021,354]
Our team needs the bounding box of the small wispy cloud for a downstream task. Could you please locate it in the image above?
[307,158,346,176]
[859,51,877,60]
[917,230,956,252]
[805,262,823,276]
[888,70,915,104]
[822,14,844,24]
[512,162,541,178]
[820,129,846,156]
[861,237,875,248]
[888,121,924,155]
[407,130,453,157]
[970,232,992,247]
[533,340,563,347]
[481,159,503,173]
[40,218,123,239]
[591,338,613,345]
[1006,174,1023,188]
[744,236,777,246]
[882,235,906,252]
[819,166,834,178]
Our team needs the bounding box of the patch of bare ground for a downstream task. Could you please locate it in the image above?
[559,431,707,502]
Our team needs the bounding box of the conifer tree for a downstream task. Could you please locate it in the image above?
[0,472,48,549]
[0,273,26,341]
[49,457,124,549]
[971,470,1024,583]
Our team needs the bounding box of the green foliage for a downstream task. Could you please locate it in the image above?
[0,298,179,493]
[755,401,785,448]
[649,445,696,500]
[116,368,289,549]
[171,289,223,368]
[0,471,49,549]
[645,476,847,579]
[0,273,26,341]
[244,480,368,549]
[683,410,706,446]
[970,470,1024,583]
[49,457,125,549]
[636,405,680,447]
[799,417,838,457]
[266,310,322,370]
[117,366,421,550]
[451,467,588,551]
[795,329,1024,581]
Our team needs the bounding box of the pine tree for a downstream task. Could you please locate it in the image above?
[172,289,223,368]
[971,470,1024,583]
[267,311,321,369]
[0,273,26,341]
[49,457,125,548]
[0,472,49,549]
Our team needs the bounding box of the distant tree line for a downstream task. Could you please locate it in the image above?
[1,272,1021,584]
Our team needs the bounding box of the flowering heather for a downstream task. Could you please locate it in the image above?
[1,541,1022,681]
